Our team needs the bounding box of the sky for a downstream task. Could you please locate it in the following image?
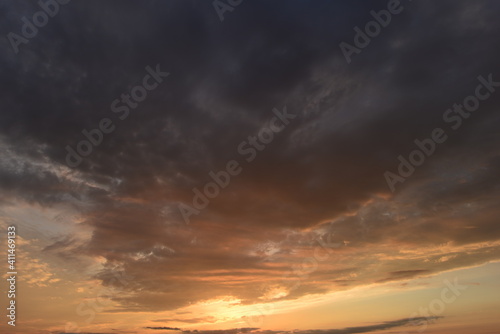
[0,0,500,334]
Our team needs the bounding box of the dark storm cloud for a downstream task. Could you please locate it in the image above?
[2,0,500,313]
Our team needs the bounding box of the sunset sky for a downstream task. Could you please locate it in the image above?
[1,1,500,334]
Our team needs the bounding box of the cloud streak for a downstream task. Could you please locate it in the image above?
[146,317,442,334]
